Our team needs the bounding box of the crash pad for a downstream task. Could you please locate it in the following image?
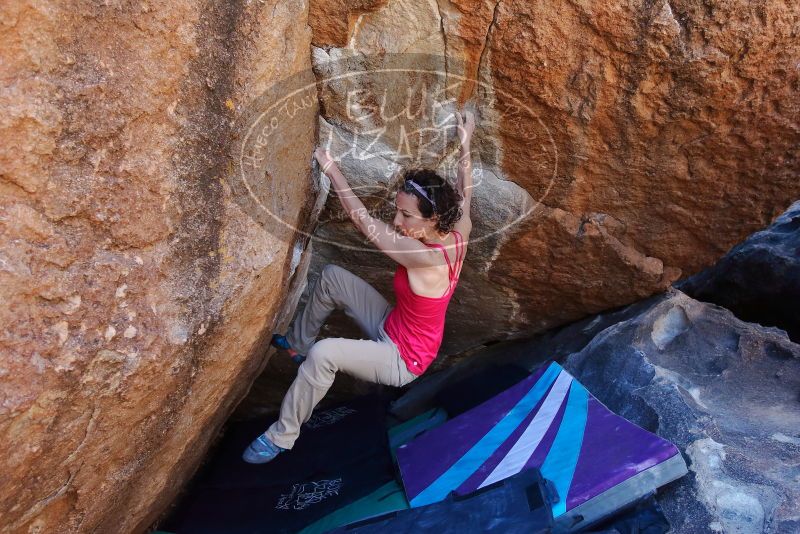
[396,362,687,531]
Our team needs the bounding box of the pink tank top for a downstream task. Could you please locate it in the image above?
[384,230,465,375]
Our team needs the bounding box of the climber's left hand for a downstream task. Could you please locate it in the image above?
[314,147,335,173]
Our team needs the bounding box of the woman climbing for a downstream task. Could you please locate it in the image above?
[242,109,476,464]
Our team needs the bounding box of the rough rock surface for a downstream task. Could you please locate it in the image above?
[300,0,800,354]
[677,200,800,343]
[562,289,800,534]
[0,1,317,532]
[4,0,800,531]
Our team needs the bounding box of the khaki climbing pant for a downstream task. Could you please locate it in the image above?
[265,263,418,449]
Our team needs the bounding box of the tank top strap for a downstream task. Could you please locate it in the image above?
[452,230,465,275]
[426,230,468,283]
[425,242,454,280]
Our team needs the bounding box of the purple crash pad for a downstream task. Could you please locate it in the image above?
[396,362,685,521]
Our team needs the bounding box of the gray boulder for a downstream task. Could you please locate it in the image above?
[563,289,800,534]
[676,200,800,343]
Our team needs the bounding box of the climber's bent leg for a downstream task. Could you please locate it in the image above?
[285,264,391,356]
[264,334,417,450]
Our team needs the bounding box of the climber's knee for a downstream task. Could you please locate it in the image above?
[319,264,336,293]
[319,264,349,307]
[321,263,341,280]
[301,339,339,388]
[306,338,337,369]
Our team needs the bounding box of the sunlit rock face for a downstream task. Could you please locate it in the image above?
[0,1,317,532]
[299,0,800,355]
[3,0,799,530]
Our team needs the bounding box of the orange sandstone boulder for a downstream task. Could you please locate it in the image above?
[0,1,317,532]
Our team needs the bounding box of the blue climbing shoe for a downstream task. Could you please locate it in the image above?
[242,433,285,464]
[271,334,306,364]
[271,333,291,350]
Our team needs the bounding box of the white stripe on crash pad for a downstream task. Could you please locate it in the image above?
[478,371,573,488]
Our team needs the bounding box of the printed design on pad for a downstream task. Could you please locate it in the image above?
[396,362,685,518]
[304,406,358,429]
[478,370,573,489]
[275,478,344,510]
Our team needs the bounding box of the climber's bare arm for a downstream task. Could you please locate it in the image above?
[316,151,441,269]
[454,110,475,237]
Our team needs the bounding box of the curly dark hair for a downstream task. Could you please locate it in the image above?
[399,169,463,233]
